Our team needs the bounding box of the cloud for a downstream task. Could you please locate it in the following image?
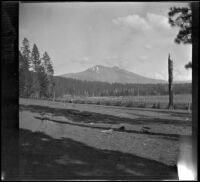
[153,73,166,80]
[152,69,168,80]
[174,67,192,81]
[152,67,191,81]
[113,13,170,31]
[113,14,151,31]
[146,13,170,30]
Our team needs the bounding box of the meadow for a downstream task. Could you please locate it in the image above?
[56,94,192,110]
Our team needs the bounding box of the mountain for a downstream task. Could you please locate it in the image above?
[60,65,167,84]
[173,80,192,84]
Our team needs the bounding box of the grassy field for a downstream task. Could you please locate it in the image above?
[56,94,192,110]
[19,98,192,179]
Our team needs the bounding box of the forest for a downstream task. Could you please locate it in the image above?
[53,76,191,97]
[19,38,54,99]
[19,38,191,99]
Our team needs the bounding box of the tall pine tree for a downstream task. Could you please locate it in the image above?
[20,39,55,99]
[21,38,31,69]
[42,51,54,97]
[38,65,49,98]
[20,38,33,97]
[31,44,42,98]
[31,44,41,72]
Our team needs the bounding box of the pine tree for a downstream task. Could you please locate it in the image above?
[31,44,41,72]
[168,4,192,69]
[38,65,49,98]
[168,4,192,44]
[42,52,49,73]
[42,51,55,97]
[20,38,33,97]
[21,38,31,69]
[47,60,54,76]
[31,44,41,98]
[42,51,54,75]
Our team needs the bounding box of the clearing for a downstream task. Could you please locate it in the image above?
[19,98,192,180]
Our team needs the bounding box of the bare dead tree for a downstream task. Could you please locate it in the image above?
[168,54,174,109]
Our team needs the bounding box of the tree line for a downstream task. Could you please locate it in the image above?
[53,76,191,98]
[19,38,54,99]
[19,38,191,99]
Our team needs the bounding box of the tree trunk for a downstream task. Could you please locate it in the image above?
[53,91,55,102]
[168,54,174,109]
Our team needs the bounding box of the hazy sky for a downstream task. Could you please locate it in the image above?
[19,2,192,81]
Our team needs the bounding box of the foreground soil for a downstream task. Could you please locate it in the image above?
[18,98,192,180]
[19,129,178,180]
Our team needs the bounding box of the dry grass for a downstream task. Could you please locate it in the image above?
[57,94,192,110]
[19,98,192,167]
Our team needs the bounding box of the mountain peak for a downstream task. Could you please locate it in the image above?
[89,65,121,72]
[88,65,104,72]
[61,65,166,84]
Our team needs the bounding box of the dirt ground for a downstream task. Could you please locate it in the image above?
[18,98,192,180]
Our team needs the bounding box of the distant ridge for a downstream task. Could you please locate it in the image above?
[60,65,167,84]
[173,80,192,83]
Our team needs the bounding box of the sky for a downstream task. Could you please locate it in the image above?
[19,2,192,81]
